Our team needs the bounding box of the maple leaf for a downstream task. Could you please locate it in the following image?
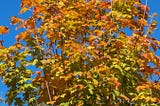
[0,26,9,34]
[19,7,29,14]
[11,16,24,25]
[136,84,150,91]
[94,30,104,36]
[139,18,148,26]
[34,5,45,14]
[1,0,160,105]
[138,4,150,12]
[21,0,32,7]
[114,80,121,88]
[16,31,30,41]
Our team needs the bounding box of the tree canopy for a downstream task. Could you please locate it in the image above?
[0,0,160,105]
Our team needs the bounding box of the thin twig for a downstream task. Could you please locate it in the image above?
[45,80,53,106]
[145,14,153,36]
[139,0,148,31]
[106,0,113,47]
[134,0,148,50]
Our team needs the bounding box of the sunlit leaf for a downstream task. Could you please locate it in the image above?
[0,26,9,34]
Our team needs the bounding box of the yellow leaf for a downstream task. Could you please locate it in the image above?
[150,97,157,103]
[47,101,56,105]
[99,41,106,46]
[89,35,97,41]
[35,0,44,4]
[93,79,98,86]
[58,1,65,8]
[8,45,16,51]
[145,96,151,102]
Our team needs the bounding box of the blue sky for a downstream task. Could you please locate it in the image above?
[0,1,31,105]
[0,1,21,105]
[0,0,160,105]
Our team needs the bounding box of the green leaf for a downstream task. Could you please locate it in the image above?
[60,102,69,106]
[29,97,35,103]
[60,94,66,98]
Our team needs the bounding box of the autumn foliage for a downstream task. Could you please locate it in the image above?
[0,0,160,105]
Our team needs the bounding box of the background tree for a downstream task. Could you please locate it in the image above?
[0,0,160,105]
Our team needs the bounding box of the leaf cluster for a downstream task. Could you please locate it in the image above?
[0,0,160,105]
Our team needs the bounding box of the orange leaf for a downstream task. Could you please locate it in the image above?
[141,53,148,59]
[101,15,109,21]
[19,7,28,14]
[34,5,45,13]
[21,0,32,7]
[150,97,158,103]
[34,70,42,76]
[136,84,150,91]
[16,32,30,41]
[139,18,148,26]
[0,26,9,34]
[155,71,160,76]
[114,80,120,88]
[101,1,110,9]
[121,94,130,101]
[15,43,23,49]
[11,16,24,25]
[73,84,84,90]
[94,30,103,36]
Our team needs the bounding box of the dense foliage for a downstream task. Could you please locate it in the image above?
[0,0,160,105]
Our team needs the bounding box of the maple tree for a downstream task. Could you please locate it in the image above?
[0,0,160,105]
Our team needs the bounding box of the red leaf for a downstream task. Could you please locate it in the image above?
[114,80,120,88]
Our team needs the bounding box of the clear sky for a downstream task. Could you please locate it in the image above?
[0,0,160,106]
[0,1,21,105]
